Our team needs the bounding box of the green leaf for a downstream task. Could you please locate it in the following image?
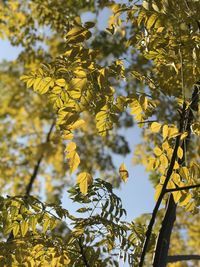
[146,14,158,29]
[29,216,37,234]
[12,222,20,237]
[43,218,50,233]
[33,77,54,94]
[20,220,29,237]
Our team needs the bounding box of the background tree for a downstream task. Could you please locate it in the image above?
[0,0,200,266]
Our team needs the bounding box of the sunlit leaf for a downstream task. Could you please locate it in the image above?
[119,163,129,182]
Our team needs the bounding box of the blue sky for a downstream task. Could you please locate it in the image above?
[0,5,155,223]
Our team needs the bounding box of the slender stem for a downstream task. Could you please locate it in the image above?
[137,120,157,124]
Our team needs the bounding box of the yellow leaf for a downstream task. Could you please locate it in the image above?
[65,142,80,174]
[77,172,93,194]
[155,184,163,201]
[147,157,156,171]
[43,218,50,233]
[185,201,195,212]
[119,163,129,182]
[173,160,179,170]
[160,175,166,184]
[139,95,148,111]
[66,142,76,152]
[180,132,188,140]
[69,119,85,130]
[168,126,179,139]
[160,154,168,169]
[167,180,176,190]
[162,125,169,140]
[179,167,190,181]
[177,146,183,159]
[62,131,74,140]
[13,222,20,237]
[179,193,192,207]
[171,173,181,183]
[29,216,37,234]
[162,141,169,151]
[33,77,54,94]
[172,191,182,203]
[130,99,143,115]
[146,13,158,29]
[153,146,162,156]
[166,147,173,159]
[150,122,162,133]
[55,78,66,87]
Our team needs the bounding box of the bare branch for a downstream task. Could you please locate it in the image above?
[167,255,200,262]
[166,184,200,193]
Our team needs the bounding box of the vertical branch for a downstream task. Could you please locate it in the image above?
[25,121,55,195]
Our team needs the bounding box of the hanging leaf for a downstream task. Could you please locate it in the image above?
[119,163,129,182]
[77,172,93,194]
[65,142,80,174]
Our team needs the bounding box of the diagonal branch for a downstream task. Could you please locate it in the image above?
[152,85,199,267]
[25,121,55,195]
[166,183,200,193]
[139,103,186,267]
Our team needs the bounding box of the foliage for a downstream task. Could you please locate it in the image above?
[0,0,200,266]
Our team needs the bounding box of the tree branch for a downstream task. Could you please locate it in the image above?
[152,85,199,266]
[25,121,55,195]
[167,255,200,262]
[166,184,200,193]
[78,238,90,267]
[139,104,186,267]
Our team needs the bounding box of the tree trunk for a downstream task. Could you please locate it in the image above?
[153,195,176,267]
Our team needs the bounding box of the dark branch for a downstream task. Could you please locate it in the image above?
[139,104,186,267]
[166,184,200,193]
[167,255,200,262]
[25,121,55,195]
[153,194,176,267]
[152,85,199,266]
